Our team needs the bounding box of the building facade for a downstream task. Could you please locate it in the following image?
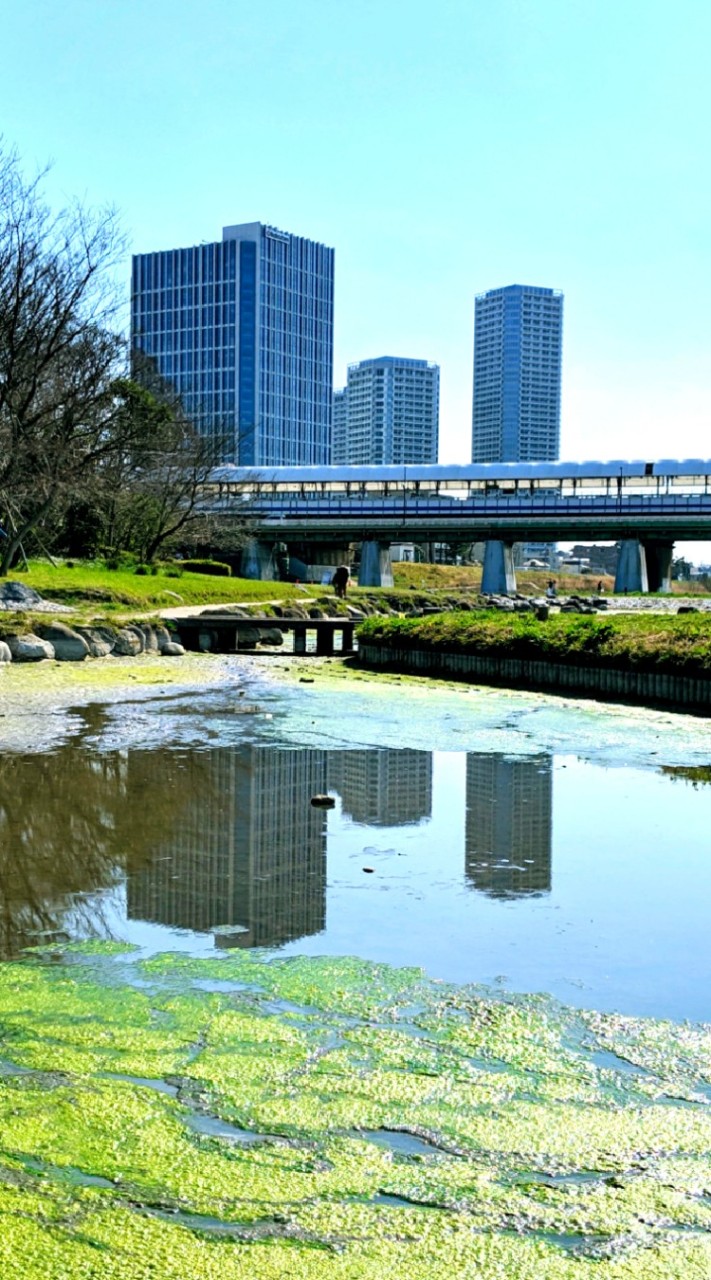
[131,222,334,465]
[471,285,563,463]
[333,356,439,465]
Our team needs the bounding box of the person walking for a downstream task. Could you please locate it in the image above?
[332,565,350,599]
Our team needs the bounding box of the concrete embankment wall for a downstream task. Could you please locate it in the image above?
[357,643,711,714]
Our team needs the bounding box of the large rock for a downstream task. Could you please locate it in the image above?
[75,627,115,658]
[124,625,147,652]
[0,582,43,608]
[140,624,159,652]
[36,622,90,661]
[112,628,144,656]
[258,627,284,646]
[0,641,11,662]
[236,627,262,648]
[154,626,173,653]
[6,633,55,661]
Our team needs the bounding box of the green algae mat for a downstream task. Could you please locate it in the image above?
[1,947,710,1277]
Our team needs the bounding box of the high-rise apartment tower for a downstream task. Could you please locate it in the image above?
[131,222,334,465]
[333,356,439,465]
[471,285,563,463]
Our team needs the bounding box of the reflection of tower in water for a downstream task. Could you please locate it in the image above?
[328,750,432,826]
[465,754,552,897]
[127,747,327,946]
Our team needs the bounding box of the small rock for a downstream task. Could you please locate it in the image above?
[161,641,185,656]
[362,867,375,874]
[0,640,11,662]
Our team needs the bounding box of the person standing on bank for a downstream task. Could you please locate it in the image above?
[332,565,350,599]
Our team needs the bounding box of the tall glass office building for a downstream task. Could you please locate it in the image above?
[131,222,334,465]
[471,284,563,463]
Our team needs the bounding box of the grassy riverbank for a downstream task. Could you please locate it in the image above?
[391,561,711,596]
[3,560,307,612]
[357,610,711,678]
[1,943,710,1279]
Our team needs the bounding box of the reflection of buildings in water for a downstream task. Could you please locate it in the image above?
[127,747,328,947]
[328,750,433,827]
[465,753,552,898]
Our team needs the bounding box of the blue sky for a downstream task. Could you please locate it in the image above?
[2,0,710,476]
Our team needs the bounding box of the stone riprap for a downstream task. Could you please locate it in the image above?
[0,622,186,664]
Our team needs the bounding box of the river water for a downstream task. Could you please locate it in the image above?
[2,656,711,1024]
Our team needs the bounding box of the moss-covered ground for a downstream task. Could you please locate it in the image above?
[0,945,710,1277]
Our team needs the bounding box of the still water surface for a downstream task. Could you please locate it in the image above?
[2,660,710,1023]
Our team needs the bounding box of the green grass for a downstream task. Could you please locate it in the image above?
[392,561,711,596]
[4,560,307,613]
[357,610,711,678]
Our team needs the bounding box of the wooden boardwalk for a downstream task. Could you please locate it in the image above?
[172,614,355,657]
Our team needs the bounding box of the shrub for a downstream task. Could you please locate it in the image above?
[179,559,232,577]
[102,550,138,572]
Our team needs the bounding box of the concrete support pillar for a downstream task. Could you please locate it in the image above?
[358,541,394,588]
[240,539,276,581]
[614,540,648,594]
[643,541,673,594]
[481,540,516,595]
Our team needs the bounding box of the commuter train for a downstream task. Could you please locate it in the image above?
[206,459,711,502]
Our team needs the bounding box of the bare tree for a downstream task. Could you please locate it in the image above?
[102,364,252,563]
[0,144,125,573]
